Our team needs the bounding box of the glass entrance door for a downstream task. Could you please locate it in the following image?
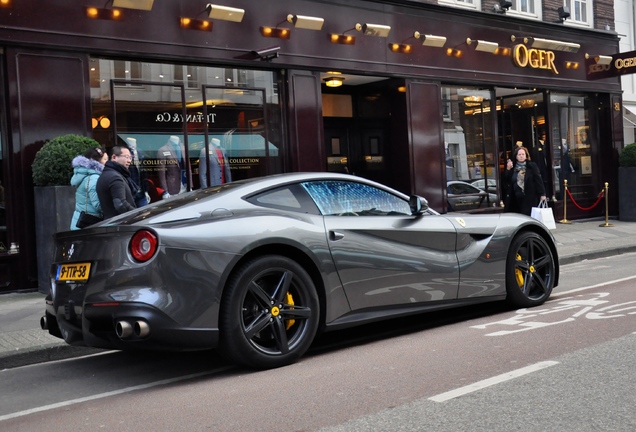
[497,90,551,198]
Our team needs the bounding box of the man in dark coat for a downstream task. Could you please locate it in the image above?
[503,146,547,216]
[96,146,137,219]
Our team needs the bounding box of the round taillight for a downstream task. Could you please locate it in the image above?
[130,230,158,262]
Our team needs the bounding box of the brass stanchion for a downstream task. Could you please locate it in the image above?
[559,179,572,224]
[599,182,614,227]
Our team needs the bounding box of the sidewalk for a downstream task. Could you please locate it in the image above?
[2,217,636,369]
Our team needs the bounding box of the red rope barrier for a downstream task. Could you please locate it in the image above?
[566,189,605,211]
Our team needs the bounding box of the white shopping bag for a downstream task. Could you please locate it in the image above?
[531,200,556,230]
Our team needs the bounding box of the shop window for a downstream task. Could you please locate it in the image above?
[441,86,498,207]
[89,58,101,89]
[548,93,594,202]
[564,0,592,27]
[89,58,283,201]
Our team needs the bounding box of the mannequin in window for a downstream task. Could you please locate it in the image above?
[126,137,150,206]
[558,137,575,198]
[157,135,184,199]
[199,138,232,188]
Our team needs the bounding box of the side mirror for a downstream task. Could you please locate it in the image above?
[409,195,429,215]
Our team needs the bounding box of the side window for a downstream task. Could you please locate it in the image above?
[302,181,411,216]
[450,183,479,195]
[247,184,320,214]
[255,188,301,208]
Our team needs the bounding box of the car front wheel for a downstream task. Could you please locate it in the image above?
[220,255,320,369]
[505,231,555,308]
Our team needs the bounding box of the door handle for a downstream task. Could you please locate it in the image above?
[329,231,345,241]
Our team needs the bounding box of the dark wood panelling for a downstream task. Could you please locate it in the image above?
[387,81,411,195]
[406,81,446,211]
[6,49,90,290]
[287,71,324,172]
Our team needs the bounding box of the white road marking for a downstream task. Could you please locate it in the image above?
[428,361,559,403]
[0,367,232,422]
[554,275,636,297]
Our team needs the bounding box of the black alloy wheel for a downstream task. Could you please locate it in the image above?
[505,231,556,308]
[220,255,320,369]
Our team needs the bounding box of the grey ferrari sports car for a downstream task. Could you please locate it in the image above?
[42,172,559,369]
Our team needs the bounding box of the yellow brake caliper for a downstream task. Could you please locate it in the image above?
[515,253,536,288]
[515,253,524,288]
[285,292,295,330]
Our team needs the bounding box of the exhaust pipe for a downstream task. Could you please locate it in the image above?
[116,321,133,339]
[134,321,150,338]
[40,315,48,330]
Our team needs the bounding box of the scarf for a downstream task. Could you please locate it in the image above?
[515,162,526,193]
[105,160,140,195]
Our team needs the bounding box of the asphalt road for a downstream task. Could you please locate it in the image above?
[1,253,635,431]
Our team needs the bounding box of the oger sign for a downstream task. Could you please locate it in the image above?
[513,44,558,75]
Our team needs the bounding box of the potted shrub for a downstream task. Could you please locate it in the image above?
[32,134,101,293]
[618,142,636,221]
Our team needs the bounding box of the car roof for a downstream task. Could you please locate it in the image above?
[233,172,409,198]
[100,172,413,226]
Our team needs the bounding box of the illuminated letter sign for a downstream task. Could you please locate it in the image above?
[615,57,636,70]
[585,51,636,80]
[513,44,558,75]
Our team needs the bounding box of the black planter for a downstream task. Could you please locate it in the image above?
[618,167,636,222]
[34,186,75,293]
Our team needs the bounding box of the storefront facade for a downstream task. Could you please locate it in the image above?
[0,0,622,292]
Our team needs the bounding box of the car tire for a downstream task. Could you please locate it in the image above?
[505,231,555,308]
[220,255,320,369]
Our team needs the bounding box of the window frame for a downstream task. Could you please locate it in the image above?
[173,65,199,90]
[505,0,542,20]
[113,60,145,88]
[437,0,480,10]
[563,0,593,28]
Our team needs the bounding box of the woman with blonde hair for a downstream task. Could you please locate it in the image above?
[503,146,547,215]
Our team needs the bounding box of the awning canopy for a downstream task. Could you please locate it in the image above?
[624,105,636,128]
[625,105,636,117]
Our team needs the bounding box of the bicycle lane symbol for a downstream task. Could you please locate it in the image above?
[471,292,636,336]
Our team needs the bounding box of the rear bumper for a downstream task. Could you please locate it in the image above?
[45,299,218,351]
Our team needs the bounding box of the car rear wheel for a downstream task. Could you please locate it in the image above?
[220,255,320,369]
[505,231,555,308]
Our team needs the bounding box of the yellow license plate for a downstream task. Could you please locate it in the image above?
[57,263,91,282]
